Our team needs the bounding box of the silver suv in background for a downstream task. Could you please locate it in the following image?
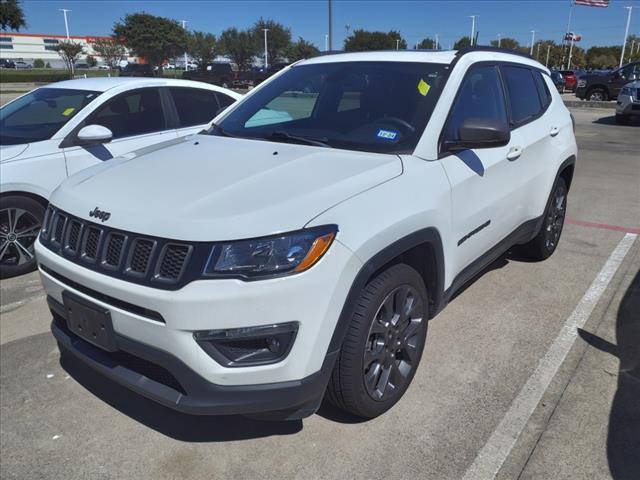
[615,80,640,124]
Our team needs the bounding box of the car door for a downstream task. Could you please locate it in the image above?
[439,64,524,277]
[63,87,178,176]
[168,87,237,137]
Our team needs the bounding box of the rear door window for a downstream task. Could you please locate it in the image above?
[501,66,543,126]
[169,87,220,127]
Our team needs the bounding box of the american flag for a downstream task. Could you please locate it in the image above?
[574,0,610,7]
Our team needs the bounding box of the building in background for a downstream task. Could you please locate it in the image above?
[0,32,137,67]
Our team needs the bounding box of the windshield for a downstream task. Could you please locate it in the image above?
[0,88,100,145]
[214,61,450,154]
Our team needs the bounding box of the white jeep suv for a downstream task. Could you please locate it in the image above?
[36,47,577,420]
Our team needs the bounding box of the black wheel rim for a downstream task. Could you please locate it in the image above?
[590,91,604,101]
[0,208,41,267]
[363,285,425,402]
[544,186,566,251]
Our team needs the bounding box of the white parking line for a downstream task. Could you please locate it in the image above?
[462,232,638,480]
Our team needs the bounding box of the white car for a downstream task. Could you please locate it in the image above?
[36,47,577,420]
[0,77,241,277]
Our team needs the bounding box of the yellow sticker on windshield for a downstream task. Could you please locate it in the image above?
[62,107,75,116]
[417,79,431,96]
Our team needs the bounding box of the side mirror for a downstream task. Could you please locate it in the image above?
[76,125,113,145]
[445,117,510,152]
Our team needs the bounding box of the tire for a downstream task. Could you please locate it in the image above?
[587,87,608,102]
[519,177,568,261]
[326,264,429,419]
[0,195,45,279]
[615,114,630,125]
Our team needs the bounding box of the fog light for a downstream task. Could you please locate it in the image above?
[194,322,298,367]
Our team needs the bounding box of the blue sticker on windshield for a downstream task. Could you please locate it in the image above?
[377,129,398,141]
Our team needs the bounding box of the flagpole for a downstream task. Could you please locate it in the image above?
[562,0,574,70]
[619,6,633,68]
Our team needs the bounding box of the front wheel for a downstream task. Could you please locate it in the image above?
[587,88,608,102]
[0,195,45,278]
[326,264,429,419]
[519,178,567,261]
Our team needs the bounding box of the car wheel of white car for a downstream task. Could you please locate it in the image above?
[326,264,428,419]
[0,196,44,278]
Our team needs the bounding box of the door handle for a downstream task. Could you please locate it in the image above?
[550,127,560,137]
[507,146,522,161]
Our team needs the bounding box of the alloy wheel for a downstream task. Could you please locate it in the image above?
[0,208,41,267]
[363,285,425,401]
[544,186,566,250]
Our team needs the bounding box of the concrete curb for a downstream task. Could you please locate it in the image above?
[563,100,615,109]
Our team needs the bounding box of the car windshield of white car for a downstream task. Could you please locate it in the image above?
[215,61,450,154]
[0,88,100,145]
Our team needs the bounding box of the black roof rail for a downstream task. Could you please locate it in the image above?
[455,45,535,61]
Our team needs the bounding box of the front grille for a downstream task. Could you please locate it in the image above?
[40,206,209,290]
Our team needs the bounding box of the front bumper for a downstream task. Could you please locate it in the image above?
[616,96,640,116]
[574,86,587,99]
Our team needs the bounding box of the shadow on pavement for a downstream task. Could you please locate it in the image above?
[578,271,640,479]
[60,355,303,442]
[592,115,640,126]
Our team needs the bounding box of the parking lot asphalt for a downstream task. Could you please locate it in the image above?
[1,107,639,480]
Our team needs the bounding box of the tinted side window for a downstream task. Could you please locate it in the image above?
[533,71,552,108]
[215,92,236,110]
[90,89,165,139]
[444,65,508,141]
[501,66,542,126]
[170,88,219,127]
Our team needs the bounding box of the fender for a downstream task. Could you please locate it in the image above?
[327,227,445,354]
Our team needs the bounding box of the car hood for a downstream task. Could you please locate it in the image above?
[50,134,403,241]
[0,144,29,162]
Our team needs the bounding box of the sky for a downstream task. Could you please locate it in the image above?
[19,0,640,50]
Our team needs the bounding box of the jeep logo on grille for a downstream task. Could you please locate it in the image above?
[89,207,111,222]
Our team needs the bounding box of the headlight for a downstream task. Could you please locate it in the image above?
[203,225,337,278]
[577,79,587,88]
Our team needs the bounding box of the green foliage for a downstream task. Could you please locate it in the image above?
[453,36,472,49]
[219,27,257,69]
[188,31,217,68]
[45,62,51,68]
[0,0,26,31]
[252,18,291,64]
[32,58,44,68]
[86,55,97,67]
[92,37,127,68]
[54,41,84,78]
[415,37,436,50]
[287,37,320,62]
[344,29,407,51]
[113,13,188,72]
[490,37,520,51]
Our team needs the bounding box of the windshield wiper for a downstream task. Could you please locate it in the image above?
[269,131,331,148]
[206,123,236,137]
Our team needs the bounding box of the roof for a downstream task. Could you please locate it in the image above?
[41,77,242,98]
[300,50,458,66]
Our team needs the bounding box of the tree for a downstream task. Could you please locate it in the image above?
[490,37,520,51]
[252,18,291,65]
[414,37,436,50]
[219,27,257,69]
[453,36,472,49]
[0,0,25,31]
[188,31,216,69]
[86,55,97,67]
[286,37,320,62]
[33,58,44,68]
[113,13,188,73]
[344,29,406,51]
[54,41,84,78]
[92,37,127,69]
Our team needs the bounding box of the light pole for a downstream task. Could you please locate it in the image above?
[546,44,551,67]
[497,33,502,48]
[630,40,636,62]
[181,20,188,71]
[530,30,536,56]
[568,35,575,69]
[325,34,329,51]
[328,0,333,51]
[469,16,477,46]
[619,6,633,68]
[59,9,71,39]
[396,39,400,50]
[435,33,439,50]
[536,42,540,60]
[263,28,269,69]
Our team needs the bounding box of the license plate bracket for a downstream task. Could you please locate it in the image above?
[62,291,117,352]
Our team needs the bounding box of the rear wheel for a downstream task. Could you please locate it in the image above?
[587,87,608,101]
[0,195,45,278]
[519,178,567,261]
[326,264,429,419]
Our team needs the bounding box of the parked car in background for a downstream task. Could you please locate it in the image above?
[550,71,565,93]
[14,61,32,69]
[74,63,90,70]
[183,62,237,88]
[0,59,16,69]
[559,70,584,92]
[98,64,110,70]
[575,61,639,101]
[615,80,640,124]
[119,63,154,77]
[0,77,241,278]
